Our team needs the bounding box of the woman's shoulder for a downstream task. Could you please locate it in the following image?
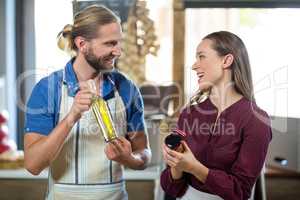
[239,98,271,132]
[241,98,270,119]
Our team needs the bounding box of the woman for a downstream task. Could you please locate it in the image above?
[160,31,272,200]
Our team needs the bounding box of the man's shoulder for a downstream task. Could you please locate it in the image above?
[110,70,131,82]
[35,69,64,88]
[108,71,142,104]
[109,70,137,88]
[30,69,64,100]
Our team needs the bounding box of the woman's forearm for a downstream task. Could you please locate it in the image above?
[190,160,209,183]
[170,167,183,180]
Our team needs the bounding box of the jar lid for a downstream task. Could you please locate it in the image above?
[173,129,187,137]
[165,134,182,150]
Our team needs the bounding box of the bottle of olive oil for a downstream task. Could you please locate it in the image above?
[88,79,118,142]
[91,96,118,142]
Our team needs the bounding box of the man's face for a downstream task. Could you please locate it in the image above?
[83,22,122,73]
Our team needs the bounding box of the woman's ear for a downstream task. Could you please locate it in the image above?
[222,54,234,69]
[74,36,87,53]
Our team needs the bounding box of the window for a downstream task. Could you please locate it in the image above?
[34,0,73,79]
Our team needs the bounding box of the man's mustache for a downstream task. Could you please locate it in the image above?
[103,54,115,61]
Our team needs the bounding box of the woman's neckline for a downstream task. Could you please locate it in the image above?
[207,95,246,115]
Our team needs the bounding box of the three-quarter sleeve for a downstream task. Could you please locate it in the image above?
[160,111,189,198]
[160,166,189,198]
[203,110,272,200]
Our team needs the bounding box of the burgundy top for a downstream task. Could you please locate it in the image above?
[160,97,272,200]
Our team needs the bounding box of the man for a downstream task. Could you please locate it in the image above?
[24,5,151,200]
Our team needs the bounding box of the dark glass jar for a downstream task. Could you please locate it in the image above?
[164,129,186,152]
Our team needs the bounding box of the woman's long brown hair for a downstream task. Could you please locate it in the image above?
[190,31,254,105]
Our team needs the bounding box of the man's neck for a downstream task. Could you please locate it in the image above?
[73,54,99,82]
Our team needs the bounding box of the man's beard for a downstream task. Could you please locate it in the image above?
[84,48,115,73]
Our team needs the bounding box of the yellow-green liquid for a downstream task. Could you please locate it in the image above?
[91,97,117,142]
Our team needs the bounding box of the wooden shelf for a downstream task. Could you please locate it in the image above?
[266,165,300,178]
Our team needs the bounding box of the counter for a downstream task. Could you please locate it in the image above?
[0,165,161,180]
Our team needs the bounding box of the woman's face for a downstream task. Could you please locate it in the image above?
[192,39,225,90]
